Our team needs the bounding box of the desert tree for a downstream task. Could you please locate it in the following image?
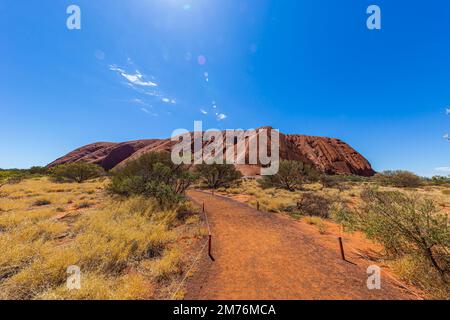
[195,163,242,189]
[108,152,197,207]
[50,162,105,183]
[259,160,319,191]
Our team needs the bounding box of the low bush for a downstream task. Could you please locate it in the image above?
[429,175,450,187]
[330,202,359,232]
[319,175,352,191]
[358,188,449,281]
[296,192,335,218]
[50,162,105,183]
[28,166,48,175]
[259,160,319,191]
[373,170,423,188]
[0,168,50,188]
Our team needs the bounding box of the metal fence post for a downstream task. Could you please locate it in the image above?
[338,237,346,261]
[208,234,215,261]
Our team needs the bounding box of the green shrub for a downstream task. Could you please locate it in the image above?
[195,163,242,189]
[429,175,450,186]
[319,175,351,191]
[0,168,49,186]
[0,169,27,184]
[296,192,335,218]
[6,175,25,185]
[330,202,359,232]
[358,188,449,280]
[319,175,340,188]
[28,166,48,175]
[50,162,104,183]
[373,170,423,188]
[259,160,319,191]
[108,153,197,208]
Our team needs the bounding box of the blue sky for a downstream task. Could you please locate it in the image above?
[1,0,449,176]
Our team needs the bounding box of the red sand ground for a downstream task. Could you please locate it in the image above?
[185,190,420,300]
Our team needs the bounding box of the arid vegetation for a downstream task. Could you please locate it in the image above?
[356,188,449,297]
[217,164,450,299]
[259,160,319,191]
[108,153,197,208]
[1,157,449,299]
[50,162,105,183]
[0,162,206,300]
[373,170,423,188]
[195,163,242,189]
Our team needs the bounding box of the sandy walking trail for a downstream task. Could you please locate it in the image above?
[185,190,417,300]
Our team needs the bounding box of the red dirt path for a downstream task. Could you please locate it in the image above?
[185,190,418,300]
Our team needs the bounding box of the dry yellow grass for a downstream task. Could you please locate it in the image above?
[221,179,450,215]
[0,177,204,300]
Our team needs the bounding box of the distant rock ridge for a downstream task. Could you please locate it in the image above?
[48,128,375,177]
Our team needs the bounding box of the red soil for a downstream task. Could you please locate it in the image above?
[185,190,419,300]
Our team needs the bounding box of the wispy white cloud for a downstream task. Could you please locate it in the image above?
[217,113,227,121]
[200,109,208,115]
[110,62,179,111]
[132,98,148,106]
[144,90,163,98]
[140,107,159,117]
[446,108,450,115]
[435,167,450,172]
[109,65,157,87]
[161,98,176,104]
[444,134,450,140]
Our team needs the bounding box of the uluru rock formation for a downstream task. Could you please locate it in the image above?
[48,128,375,177]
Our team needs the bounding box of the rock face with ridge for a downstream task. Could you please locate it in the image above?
[284,135,375,177]
[48,128,375,177]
